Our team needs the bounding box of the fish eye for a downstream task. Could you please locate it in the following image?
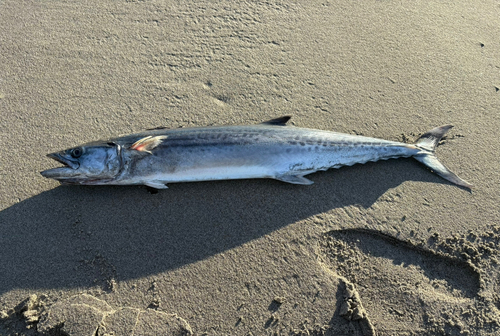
[70,147,83,158]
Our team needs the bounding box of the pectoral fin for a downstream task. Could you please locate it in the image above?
[130,136,168,153]
[274,174,314,185]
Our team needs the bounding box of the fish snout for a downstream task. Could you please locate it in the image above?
[46,152,80,169]
[40,152,80,179]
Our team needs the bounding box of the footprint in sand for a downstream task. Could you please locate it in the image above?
[319,228,497,335]
[35,294,192,336]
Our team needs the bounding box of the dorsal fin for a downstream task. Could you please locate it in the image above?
[146,126,169,131]
[260,116,291,126]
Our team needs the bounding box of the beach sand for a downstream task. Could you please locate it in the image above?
[1,1,499,335]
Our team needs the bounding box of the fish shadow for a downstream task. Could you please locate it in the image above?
[0,159,456,294]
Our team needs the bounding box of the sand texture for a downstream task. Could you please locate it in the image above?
[1,0,500,335]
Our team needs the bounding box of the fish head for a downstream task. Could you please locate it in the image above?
[40,142,122,185]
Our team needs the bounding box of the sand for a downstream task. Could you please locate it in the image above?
[1,0,499,335]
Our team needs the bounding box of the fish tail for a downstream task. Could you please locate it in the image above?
[413,125,472,188]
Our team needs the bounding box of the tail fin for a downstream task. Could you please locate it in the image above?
[413,125,472,189]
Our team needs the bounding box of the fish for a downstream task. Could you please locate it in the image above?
[40,116,472,189]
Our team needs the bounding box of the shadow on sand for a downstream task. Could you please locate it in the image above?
[0,159,453,294]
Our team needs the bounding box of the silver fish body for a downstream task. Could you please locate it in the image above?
[40,116,472,189]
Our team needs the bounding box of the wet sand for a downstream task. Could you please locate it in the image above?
[1,1,499,335]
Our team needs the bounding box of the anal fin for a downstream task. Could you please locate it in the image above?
[274,174,314,185]
[145,181,169,189]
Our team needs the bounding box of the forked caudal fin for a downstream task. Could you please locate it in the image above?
[413,125,472,188]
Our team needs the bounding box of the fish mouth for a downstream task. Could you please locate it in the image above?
[40,153,80,180]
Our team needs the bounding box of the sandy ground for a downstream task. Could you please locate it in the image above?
[1,0,499,335]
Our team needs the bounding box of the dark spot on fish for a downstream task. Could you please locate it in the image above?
[299,142,306,146]
[289,141,297,145]
[286,148,292,153]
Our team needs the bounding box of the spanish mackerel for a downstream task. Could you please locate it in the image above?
[40,116,472,189]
